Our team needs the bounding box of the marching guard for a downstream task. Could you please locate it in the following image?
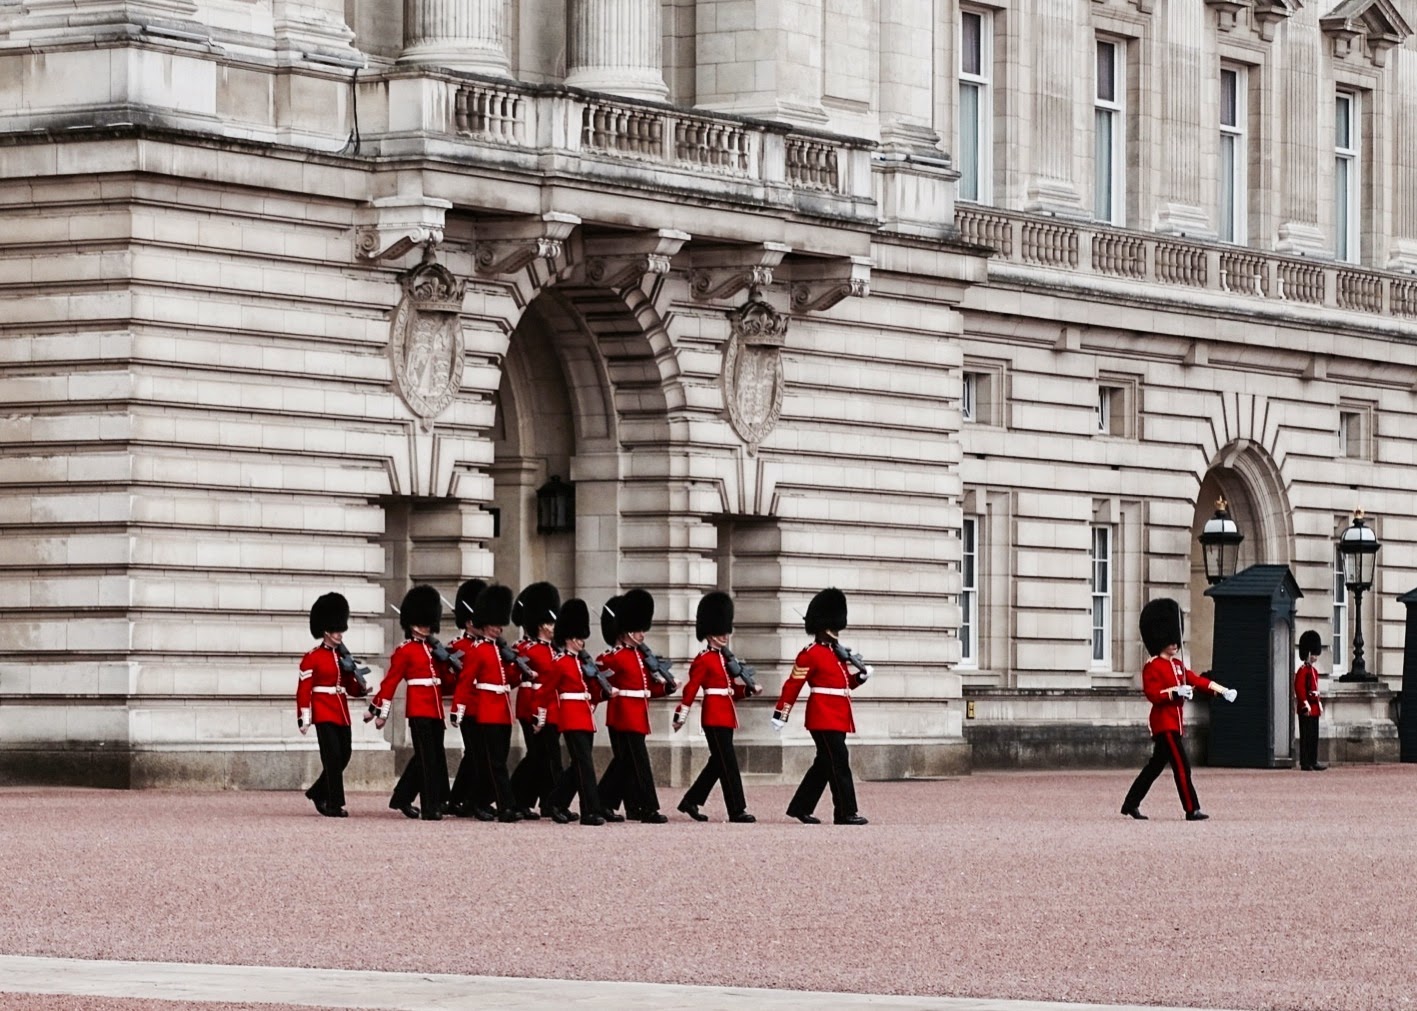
[368,585,454,820]
[445,578,486,816]
[450,583,523,822]
[1295,629,1327,771]
[538,598,609,825]
[1121,598,1238,821]
[508,582,563,818]
[674,591,759,823]
[597,589,671,823]
[297,592,368,817]
[773,587,871,825]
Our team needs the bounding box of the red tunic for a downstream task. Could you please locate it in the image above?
[371,639,454,721]
[679,648,746,730]
[452,636,516,726]
[536,651,604,734]
[774,641,867,733]
[296,643,367,726]
[1141,655,1215,736]
[598,645,668,735]
[1294,662,1323,717]
[515,638,558,723]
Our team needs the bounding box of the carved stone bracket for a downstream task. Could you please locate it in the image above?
[473,212,581,277]
[1205,0,1250,30]
[1321,0,1411,66]
[355,196,453,262]
[788,255,872,313]
[722,297,789,455]
[389,248,468,431]
[1252,0,1300,41]
[689,242,791,301]
[584,228,691,289]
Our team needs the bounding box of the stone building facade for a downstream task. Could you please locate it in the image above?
[0,0,1412,786]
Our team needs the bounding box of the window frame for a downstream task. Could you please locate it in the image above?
[1332,544,1348,677]
[961,373,977,423]
[1219,64,1248,245]
[1335,90,1360,264]
[960,516,980,668]
[958,8,994,205]
[1090,525,1112,669]
[1093,37,1126,226]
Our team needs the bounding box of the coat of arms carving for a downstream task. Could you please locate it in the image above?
[389,251,468,427]
[722,297,788,454]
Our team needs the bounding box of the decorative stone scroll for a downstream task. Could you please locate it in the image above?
[389,249,468,429]
[722,295,788,454]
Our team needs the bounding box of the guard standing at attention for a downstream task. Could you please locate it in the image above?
[773,587,871,826]
[297,592,369,817]
[445,578,486,816]
[508,582,562,819]
[597,589,671,823]
[1295,629,1327,772]
[674,591,759,823]
[537,598,609,826]
[368,585,454,820]
[451,583,522,822]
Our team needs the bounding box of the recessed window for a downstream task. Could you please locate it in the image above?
[1091,526,1112,669]
[1094,38,1126,226]
[1095,375,1136,439]
[960,517,980,667]
[961,363,1004,427]
[1220,65,1248,244]
[1338,404,1372,460]
[1335,92,1360,263]
[962,373,978,423]
[1332,545,1348,676]
[959,9,994,205]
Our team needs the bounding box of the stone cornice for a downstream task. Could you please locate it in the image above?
[1321,0,1412,66]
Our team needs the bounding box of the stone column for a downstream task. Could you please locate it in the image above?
[400,0,511,76]
[1024,0,1084,216]
[1388,49,1417,271]
[1153,0,1211,236]
[878,0,938,153]
[566,0,669,102]
[694,0,827,126]
[1275,12,1326,255]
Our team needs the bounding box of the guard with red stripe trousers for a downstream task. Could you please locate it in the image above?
[450,583,523,822]
[772,587,871,825]
[674,591,760,823]
[1121,598,1238,821]
[367,585,455,820]
[297,592,369,818]
[1295,629,1327,772]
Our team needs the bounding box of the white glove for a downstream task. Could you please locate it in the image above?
[672,705,688,732]
[858,665,873,682]
[1175,685,1194,700]
[770,717,787,733]
[1223,688,1238,703]
[449,712,460,728]
[533,708,547,733]
[298,722,309,735]
[298,708,311,734]
[1300,701,1311,715]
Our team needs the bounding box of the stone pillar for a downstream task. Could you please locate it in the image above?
[694,0,827,126]
[400,0,511,76]
[878,0,938,153]
[1153,0,1211,237]
[1275,12,1326,255]
[1023,0,1084,216]
[566,0,669,102]
[1388,49,1417,272]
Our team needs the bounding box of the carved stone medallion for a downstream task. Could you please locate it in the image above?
[722,297,788,454]
[389,252,468,426]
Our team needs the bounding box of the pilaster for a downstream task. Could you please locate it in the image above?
[1153,0,1214,237]
[1275,11,1327,256]
[400,0,511,76]
[693,0,828,126]
[1024,0,1085,217]
[1388,49,1417,273]
[566,0,668,102]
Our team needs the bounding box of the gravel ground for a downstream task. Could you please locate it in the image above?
[3,767,1415,1011]
[0,1001,342,1011]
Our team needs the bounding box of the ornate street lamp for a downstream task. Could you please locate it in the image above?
[1199,497,1245,585]
[1337,509,1381,682]
[535,475,576,535]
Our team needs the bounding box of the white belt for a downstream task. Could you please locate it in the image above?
[522,683,542,691]
[703,688,733,696]
[811,686,851,696]
[312,686,346,695]
[558,692,591,701]
[407,678,440,687]
[475,682,511,694]
[617,689,651,698]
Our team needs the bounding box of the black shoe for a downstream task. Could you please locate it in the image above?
[580,814,606,826]
[317,803,348,818]
[789,813,821,824]
[496,809,523,823]
[517,807,541,820]
[1186,810,1209,821]
[678,802,709,822]
[1121,806,1148,820]
[728,812,756,823]
[600,811,625,823]
[1312,764,1328,771]
[393,803,420,820]
[550,808,574,824]
[637,811,668,824]
[470,806,496,822]
[1300,766,1313,771]
[420,810,443,821]
[834,814,868,825]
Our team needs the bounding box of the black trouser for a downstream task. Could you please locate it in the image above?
[471,721,516,813]
[1124,730,1199,814]
[1298,714,1321,769]
[598,729,660,814]
[390,716,448,813]
[305,722,352,810]
[551,729,602,815]
[681,725,748,816]
[511,718,563,812]
[787,729,857,820]
[448,722,481,811]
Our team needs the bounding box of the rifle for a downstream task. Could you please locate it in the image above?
[721,647,761,696]
[496,637,536,683]
[828,639,873,681]
[576,649,616,699]
[636,641,676,692]
[334,642,371,695]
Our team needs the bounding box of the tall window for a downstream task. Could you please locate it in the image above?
[1335,92,1360,263]
[1094,38,1125,225]
[1091,526,1112,668]
[1332,546,1348,675]
[1220,65,1247,244]
[959,10,993,204]
[960,517,979,666]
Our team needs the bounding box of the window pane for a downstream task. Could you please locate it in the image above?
[1335,158,1350,260]
[1220,135,1236,242]
[962,13,982,77]
[1094,110,1114,220]
[959,83,980,201]
[1096,42,1115,102]
[1221,70,1238,128]
[1335,95,1351,149]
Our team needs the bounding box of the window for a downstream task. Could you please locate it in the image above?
[1096,374,1136,438]
[960,517,979,667]
[962,373,977,423]
[1339,411,1361,458]
[1091,526,1112,668]
[1220,66,1247,244]
[961,362,1004,426]
[1332,546,1348,675]
[959,9,993,204]
[1335,92,1360,263]
[1094,38,1125,225]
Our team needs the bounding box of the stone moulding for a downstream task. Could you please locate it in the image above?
[1320,0,1412,66]
[722,297,788,455]
[389,251,468,429]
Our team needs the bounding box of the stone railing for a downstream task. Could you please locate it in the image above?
[956,204,1417,318]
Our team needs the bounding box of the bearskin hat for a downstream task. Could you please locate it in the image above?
[1140,598,1184,657]
[554,598,591,645]
[619,588,655,634]
[309,592,349,639]
[804,587,848,635]
[471,583,514,628]
[696,591,734,641]
[454,578,487,628]
[601,595,623,646]
[1298,629,1324,659]
[399,585,443,635]
[512,581,560,635]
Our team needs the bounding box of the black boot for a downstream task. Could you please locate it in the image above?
[392,802,420,820]
[677,801,708,822]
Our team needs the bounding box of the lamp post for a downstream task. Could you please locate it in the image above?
[1199,497,1245,585]
[1337,509,1381,682]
